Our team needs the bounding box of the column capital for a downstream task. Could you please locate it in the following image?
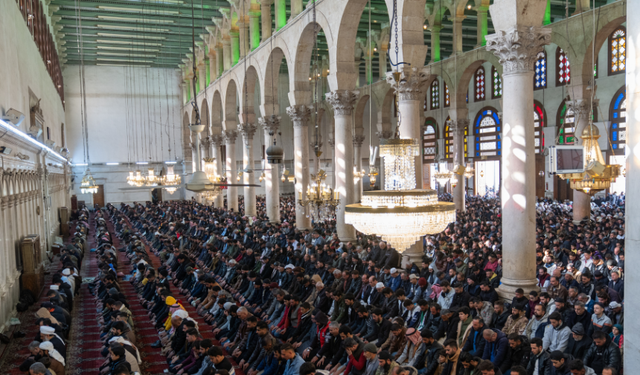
[385,67,430,101]
[376,130,393,139]
[210,134,225,147]
[259,115,281,134]
[353,135,366,147]
[566,98,597,119]
[286,105,313,126]
[486,26,551,75]
[256,0,273,5]
[200,136,211,148]
[326,90,359,116]
[237,123,258,145]
[222,129,238,144]
[450,119,469,134]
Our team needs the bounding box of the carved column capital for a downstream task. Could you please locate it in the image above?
[486,26,551,75]
[286,105,313,126]
[376,130,393,140]
[237,123,258,146]
[385,67,429,101]
[259,115,281,135]
[326,90,359,116]
[210,134,225,147]
[450,119,469,135]
[222,130,238,144]
[566,99,596,120]
[353,135,366,147]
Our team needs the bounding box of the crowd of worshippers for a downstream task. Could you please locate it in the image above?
[90,192,623,375]
[20,208,86,375]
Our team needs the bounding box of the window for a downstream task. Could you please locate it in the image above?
[534,51,547,90]
[444,117,468,161]
[556,47,571,86]
[423,119,437,163]
[609,27,626,75]
[534,101,546,154]
[444,82,450,108]
[473,108,501,159]
[430,80,440,109]
[474,67,486,101]
[46,127,50,140]
[610,87,626,154]
[557,101,575,144]
[491,66,502,99]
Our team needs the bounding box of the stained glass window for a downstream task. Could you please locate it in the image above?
[444,117,468,161]
[534,51,547,90]
[423,119,437,163]
[534,102,545,154]
[475,67,486,101]
[610,87,626,154]
[430,79,440,110]
[474,108,501,159]
[492,66,502,98]
[557,101,575,144]
[609,27,626,75]
[556,47,571,86]
[444,82,450,108]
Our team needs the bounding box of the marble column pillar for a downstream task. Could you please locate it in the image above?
[386,67,427,190]
[476,8,489,47]
[238,123,258,217]
[275,0,286,30]
[451,16,466,54]
[209,52,218,82]
[249,12,261,50]
[286,105,313,230]
[223,130,239,212]
[210,135,225,208]
[624,0,640,366]
[328,136,336,191]
[378,47,388,79]
[566,99,593,222]
[430,25,442,63]
[259,0,273,41]
[222,40,232,71]
[238,21,249,58]
[487,24,551,298]
[259,116,281,223]
[353,135,365,203]
[327,90,358,241]
[230,31,240,65]
[216,46,224,75]
[290,0,302,20]
[451,119,469,212]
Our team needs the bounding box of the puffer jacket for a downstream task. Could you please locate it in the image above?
[583,337,621,374]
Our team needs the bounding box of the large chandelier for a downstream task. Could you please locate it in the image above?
[201,157,222,203]
[557,123,620,195]
[161,165,181,194]
[299,169,339,222]
[127,170,145,187]
[345,137,456,252]
[464,164,475,179]
[434,169,454,186]
[368,166,378,188]
[80,169,99,194]
[145,168,159,186]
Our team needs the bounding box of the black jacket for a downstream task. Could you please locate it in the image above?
[582,338,621,374]
[462,326,487,357]
[526,351,552,375]
[564,336,592,361]
[413,341,443,375]
[500,338,531,373]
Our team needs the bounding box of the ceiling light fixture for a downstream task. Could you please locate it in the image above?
[97,46,160,52]
[106,162,120,165]
[97,6,180,14]
[97,33,166,40]
[97,52,157,57]
[97,24,170,33]
[96,39,163,46]
[97,15,175,23]
[97,58,154,63]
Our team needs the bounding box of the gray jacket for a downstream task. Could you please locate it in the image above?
[542,323,571,352]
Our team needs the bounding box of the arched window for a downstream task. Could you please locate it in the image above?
[557,100,575,144]
[534,101,546,154]
[474,66,486,101]
[423,118,438,163]
[444,117,467,161]
[491,66,502,99]
[430,79,440,110]
[534,51,547,90]
[556,47,571,86]
[473,107,501,159]
[610,87,626,154]
[609,27,626,75]
[444,82,450,108]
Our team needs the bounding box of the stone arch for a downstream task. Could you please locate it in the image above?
[211,90,223,135]
[240,64,260,123]
[354,94,370,136]
[261,45,292,117]
[453,56,501,109]
[377,86,395,137]
[329,0,370,90]
[290,21,333,105]
[182,112,192,162]
[201,98,211,139]
[383,0,428,68]
[579,16,626,85]
[224,79,239,129]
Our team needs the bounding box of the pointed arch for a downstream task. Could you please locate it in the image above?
[609,86,626,155]
[556,100,575,145]
[474,66,486,102]
[556,47,571,86]
[423,117,437,163]
[534,50,547,90]
[534,100,547,154]
[608,26,626,75]
[473,107,501,160]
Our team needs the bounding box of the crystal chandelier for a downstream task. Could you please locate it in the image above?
[345,137,456,253]
[126,171,136,186]
[80,169,99,194]
[145,168,159,186]
[298,169,339,222]
[557,124,621,195]
[368,166,378,188]
[200,157,221,203]
[354,167,366,183]
[161,165,181,194]
[128,170,146,187]
[434,169,453,186]
[464,164,475,179]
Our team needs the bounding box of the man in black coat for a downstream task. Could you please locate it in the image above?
[526,338,553,375]
[411,330,442,374]
[362,308,391,345]
[462,316,487,357]
[564,323,592,361]
[583,331,621,374]
[499,333,531,373]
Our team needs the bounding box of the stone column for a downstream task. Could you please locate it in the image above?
[326,90,359,241]
[476,7,489,47]
[259,116,281,223]
[286,104,313,230]
[624,0,640,367]
[275,0,286,30]
[566,99,593,222]
[328,135,336,190]
[222,40,232,71]
[223,130,239,212]
[230,30,240,65]
[209,51,218,82]
[210,135,225,208]
[451,16,466,54]
[238,122,258,217]
[198,63,206,91]
[378,47,388,79]
[486,16,551,298]
[353,135,365,203]
[238,21,249,58]
[430,25,442,63]
[249,11,261,50]
[290,0,302,20]
[451,119,469,212]
[386,67,428,190]
[258,0,273,41]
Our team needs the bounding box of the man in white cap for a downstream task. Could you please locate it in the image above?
[40,325,66,358]
[38,341,65,374]
[388,268,401,292]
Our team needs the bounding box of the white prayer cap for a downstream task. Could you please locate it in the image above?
[376,282,385,289]
[390,268,397,274]
[40,326,56,335]
[285,264,295,270]
[172,309,189,319]
[39,341,54,351]
[62,269,71,276]
[49,285,59,291]
[224,302,234,310]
